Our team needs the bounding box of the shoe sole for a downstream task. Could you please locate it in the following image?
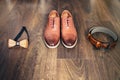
[62,39,77,48]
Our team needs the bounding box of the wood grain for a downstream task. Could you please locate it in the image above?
[0,0,120,80]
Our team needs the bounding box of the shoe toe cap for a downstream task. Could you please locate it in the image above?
[45,37,59,47]
[63,38,76,46]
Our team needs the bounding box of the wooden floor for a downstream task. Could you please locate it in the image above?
[0,0,120,80]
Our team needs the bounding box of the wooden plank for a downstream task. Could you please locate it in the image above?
[0,0,120,80]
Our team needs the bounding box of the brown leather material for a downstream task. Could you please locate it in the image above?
[61,10,77,48]
[88,34,110,48]
[44,10,60,48]
[88,27,118,49]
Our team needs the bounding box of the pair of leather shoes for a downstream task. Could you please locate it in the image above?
[43,10,77,48]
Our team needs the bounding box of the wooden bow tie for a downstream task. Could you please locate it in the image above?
[8,39,28,48]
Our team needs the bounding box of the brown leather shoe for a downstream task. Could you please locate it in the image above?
[44,10,60,48]
[61,10,77,48]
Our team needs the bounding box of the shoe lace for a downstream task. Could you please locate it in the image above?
[49,18,55,28]
[64,18,71,27]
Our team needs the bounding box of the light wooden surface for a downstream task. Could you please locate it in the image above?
[0,0,120,80]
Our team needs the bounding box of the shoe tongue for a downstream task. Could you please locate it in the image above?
[54,17,59,20]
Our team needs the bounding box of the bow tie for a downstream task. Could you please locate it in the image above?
[8,39,28,48]
[8,26,29,49]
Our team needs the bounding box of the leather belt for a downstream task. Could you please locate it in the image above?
[88,27,118,49]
